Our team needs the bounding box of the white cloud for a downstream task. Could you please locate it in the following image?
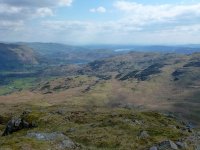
[3,18,200,44]
[90,6,106,13]
[0,0,73,20]
[58,0,73,6]
[114,1,200,24]
[38,20,143,44]
[36,16,200,44]
[0,0,73,31]
[0,0,73,8]
[0,4,22,14]
[36,7,53,17]
[41,20,142,34]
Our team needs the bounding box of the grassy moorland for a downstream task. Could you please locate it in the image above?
[0,103,195,150]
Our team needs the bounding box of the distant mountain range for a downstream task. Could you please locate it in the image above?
[1,42,200,70]
[0,42,117,70]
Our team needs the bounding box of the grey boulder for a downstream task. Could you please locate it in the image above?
[159,140,178,150]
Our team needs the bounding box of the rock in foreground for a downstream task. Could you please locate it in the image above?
[2,117,34,136]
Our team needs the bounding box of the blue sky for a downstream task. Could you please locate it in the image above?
[1,0,200,45]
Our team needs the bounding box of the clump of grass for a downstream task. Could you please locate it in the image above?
[0,136,51,150]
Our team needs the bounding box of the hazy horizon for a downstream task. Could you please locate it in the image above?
[1,41,200,47]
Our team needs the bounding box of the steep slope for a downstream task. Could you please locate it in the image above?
[0,43,39,70]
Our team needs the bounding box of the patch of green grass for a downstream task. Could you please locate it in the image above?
[0,77,36,95]
[0,86,13,95]
[12,78,35,89]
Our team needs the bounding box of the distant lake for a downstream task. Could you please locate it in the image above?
[114,49,132,52]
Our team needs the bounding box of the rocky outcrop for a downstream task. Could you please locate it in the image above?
[172,69,185,81]
[118,70,139,80]
[117,63,164,81]
[35,76,100,94]
[2,117,34,136]
[183,61,200,67]
[135,63,164,81]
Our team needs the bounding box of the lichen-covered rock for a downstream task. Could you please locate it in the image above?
[27,132,77,149]
[150,140,179,150]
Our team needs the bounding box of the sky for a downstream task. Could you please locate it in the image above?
[1,0,200,45]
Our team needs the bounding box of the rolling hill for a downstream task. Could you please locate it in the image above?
[28,51,200,125]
